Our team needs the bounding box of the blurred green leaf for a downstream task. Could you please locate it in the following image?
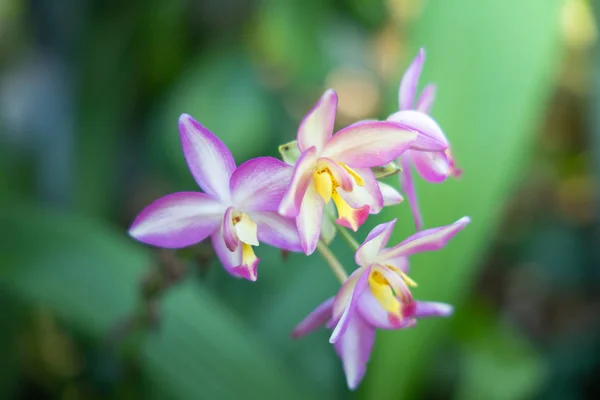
[364,0,563,398]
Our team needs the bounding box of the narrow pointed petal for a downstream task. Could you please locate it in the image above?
[321,121,417,168]
[179,114,236,201]
[222,207,239,251]
[230,157,294,212]
[330,265,371,344]
[398,48,424,110]
[414,301,454,318]
[331,267,365,324]
[399,155,423,230]
[354,219,397,267]
[296,182,325,255]
[382,216,471,259]
[411,150,452,183]
[334,314,375,390]
[291,297,334,339]
[416,83,436,114]
[387,110,448,152]
[357,291,417,330]
[129,192,224,248]
[379,181,403,206]
[297,89,337,152]
[338,168,384,215]
[278,147,318,218]
[249,211,303,252]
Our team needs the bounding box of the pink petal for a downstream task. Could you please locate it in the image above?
[399,155,423,231]
[291,297,334,339]
[333,314,375,390]
[320,121,417,168]
[297,89,337,153]
[249,211,303,252]
[357,290,417,330]
[129,192,224,248]
[387,110,448,152]
[179,114,236,202]
[338,168,384,215]
[331,267,365,325]
[211,228,242,274]
[222,207,239,251]
[230,157,294,212]
[318,157,353,191]
[278,147,318,218]
[330,265,372,344]
[379,181,403,206]
[354,220,397,267]
[296,182,325,255]
[398,48,424,110]
[414,301,454,318]
[411,150,452,183]
[381,216,471,260]
[416,83,436,114]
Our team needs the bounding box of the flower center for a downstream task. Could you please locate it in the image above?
[231,211,259,267]
[368,266,416,324]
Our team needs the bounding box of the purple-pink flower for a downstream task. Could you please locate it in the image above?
[279,89,447,255]
[291,216,470,389]
[388,49,462,230]
[129,114,302,281]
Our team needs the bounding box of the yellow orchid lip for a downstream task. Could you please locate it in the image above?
[368,266,415,323]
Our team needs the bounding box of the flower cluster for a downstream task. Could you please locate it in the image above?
[129,49,469,390]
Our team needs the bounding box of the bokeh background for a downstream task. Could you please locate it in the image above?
[1,0,599,398]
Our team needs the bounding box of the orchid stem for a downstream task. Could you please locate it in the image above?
[335,224,360,251]
[316,241,348,284]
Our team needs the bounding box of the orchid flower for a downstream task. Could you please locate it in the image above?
[129,114,302,281]
[278,89,446,255]
[388,49,462,230]
[291,216,470,389]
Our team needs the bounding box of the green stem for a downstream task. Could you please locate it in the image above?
[316,241,348,284]
[335,224,360,251]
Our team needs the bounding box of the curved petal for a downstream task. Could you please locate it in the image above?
[179,114,235,202]
[296,182,325,255]
[291,297,334,339]
[318,157,353,191]
[355,219,397,267]
[211,229,242,275]
[416,83,436,114]
[230,157,294,212]
[411,150,452,183]
[278,147,318,218]
[387,110,448,152]
[330,265,372,344]
[381,216,471,260]
[398,48,424,110]
[334,314,375,391]
[399,155,423,230]
[249,211,303,252]
[297,89,337,153]
[379,181,403,206]
[321,121,417,168]
[129,192,224,248]
[385,255,410,273]
[222,206,239,251]
[414,301,454,318]
[338,168,383,215]
[331,266,367,325]
[357,290,417,330]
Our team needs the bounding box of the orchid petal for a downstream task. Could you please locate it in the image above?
[249,211,303,252]
[211,229,242,275]
[411,150,452,183]
[278,147,318,218]
[399,155,423,230]
[416,83,436,114]
[296,182,325,255]
[318,157,353,192]
[320,204,337,245]
[414,301,454,318]
[387,110,448,152]
[291,297,334,339]
[129,192,224,248]
[381,216,471,260]
[354,219,397,267]
[357,290,417,330]
[179,114,235,201]
[222,206,239,251]
[333,314,375,390]
[297,89,337,153]
[330,265,371,343]
[338,168,383,214]
[398,48,424,110]
[320,121,417,168]
[331,267,366,324]
[379,181,404,206]
[230,157,293,212]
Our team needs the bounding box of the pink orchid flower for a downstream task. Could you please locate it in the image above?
[291,216,470,389]
[279,89,445,255]
[388,48,462,230]
[129,114,302,281]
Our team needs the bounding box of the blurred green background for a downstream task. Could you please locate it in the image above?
[1,0,599,398]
